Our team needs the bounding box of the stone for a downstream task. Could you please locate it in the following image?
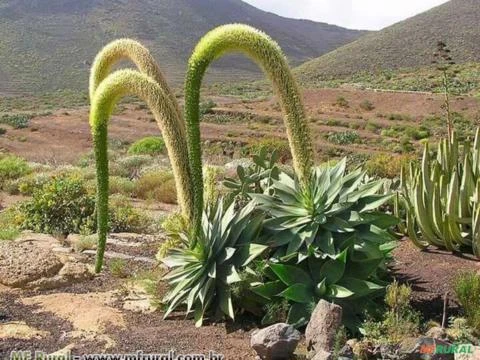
[305,300,343,354]
[0,241,63,287]
[251,323,301,360]
[426,326,447,340]
[0,321,50,340]
[311,350,333,360]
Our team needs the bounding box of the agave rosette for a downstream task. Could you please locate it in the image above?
[161,201,267,326]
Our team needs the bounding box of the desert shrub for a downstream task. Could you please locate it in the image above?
[243,138,291,162]
[366,153,416,179]
[454,272,480,333]
[199,100,216,116]
[360,100,375,111]
[9,172,51,195]
[109,258,129,278]
[327,131,361,145]
[0,155,31,185]
[0,206,22,241]
[0,113,33,129]
[363,281,421,345]
[111,155,154,178]
[20,175,96,235]
[128,136,165,156]
[0,127,6,135]
[74,234,97,252]
[108,195,152,233]
[335,96,349,108]
[108,176,135,196]
[133,171,177,204]
[365,121,382,133]
[156,212,189,260]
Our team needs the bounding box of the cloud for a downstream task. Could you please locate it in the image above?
[243,0,449,30]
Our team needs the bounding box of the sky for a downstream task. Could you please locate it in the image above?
[242,0,450,30]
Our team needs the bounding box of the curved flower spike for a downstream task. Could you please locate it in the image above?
[90,69,194,272]
[185,24,314,233]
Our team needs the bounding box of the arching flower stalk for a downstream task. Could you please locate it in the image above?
[89,68,194,273]
[185,24,314,235]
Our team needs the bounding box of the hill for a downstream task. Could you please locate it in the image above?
[296,0,480,86]
[0,0,366,94]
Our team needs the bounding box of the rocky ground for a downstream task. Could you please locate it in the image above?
[1,232,479,359]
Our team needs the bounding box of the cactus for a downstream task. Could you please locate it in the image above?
[401,129,480,257]
[89,69,194,272]
[184,24,314,235]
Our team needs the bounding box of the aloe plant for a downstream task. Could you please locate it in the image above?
[401,129,480,257]
[89,68,194,272]
[185,24,314,236]
[161,200,267,326]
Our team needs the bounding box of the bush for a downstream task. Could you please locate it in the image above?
[0,127,6,135]
[109,195,152,233]
[133,171,177,204]
[363,281,421,345]
[20,175,96,235]
[108,176,135,196]
[243,138,291,163]
[0,155,31,185]
[111,155,154,178]
[199,100,216,116]
[454,272,480,333]
[0,113,33,129]
[335,96,349,108]
[128,136,165,156]
[366,154,416,179]
[360,100,375,111]
[327,131,361,145]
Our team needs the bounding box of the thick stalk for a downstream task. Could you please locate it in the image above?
[185,24,314,234]
[90,69,194,272]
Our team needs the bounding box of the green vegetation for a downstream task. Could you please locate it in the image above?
[184,24,314,239]
[128,137,165,156]
[366,154,415,179]
[133,171,177,204]
[359,100,375,111]
[89,39,194,272]
[161,201,267,326]
[0,155,31,186]
[454,272,480,333]
[0,113,33,129]
[327,131,361,145]
[20,175,96,235]
[335,96,349,108]
[364,281,420,344]
[250,159,397,329]
[401,130,480,256]
[109,258,129,278]
[242,138,291,162]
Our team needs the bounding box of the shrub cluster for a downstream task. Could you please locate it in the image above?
[128,136,165,156]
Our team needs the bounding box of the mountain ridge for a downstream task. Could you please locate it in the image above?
[0,0,367,94]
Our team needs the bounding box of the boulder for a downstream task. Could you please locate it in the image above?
[251,323,301,360]
[0,241,63,287]
[305,300,343,354]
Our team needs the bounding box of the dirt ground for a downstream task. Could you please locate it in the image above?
[1,238,478,359]
[1,88,478,164]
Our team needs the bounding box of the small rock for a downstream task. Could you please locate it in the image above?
[251,323,301,360]
[311,350,333,360]
[426,326,447,340]
[305,300,343,354]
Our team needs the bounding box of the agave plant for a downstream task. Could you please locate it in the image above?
[161,200,267,327]
[251,158,396,260]
[248,159,397,329]
[401,129,480,257]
